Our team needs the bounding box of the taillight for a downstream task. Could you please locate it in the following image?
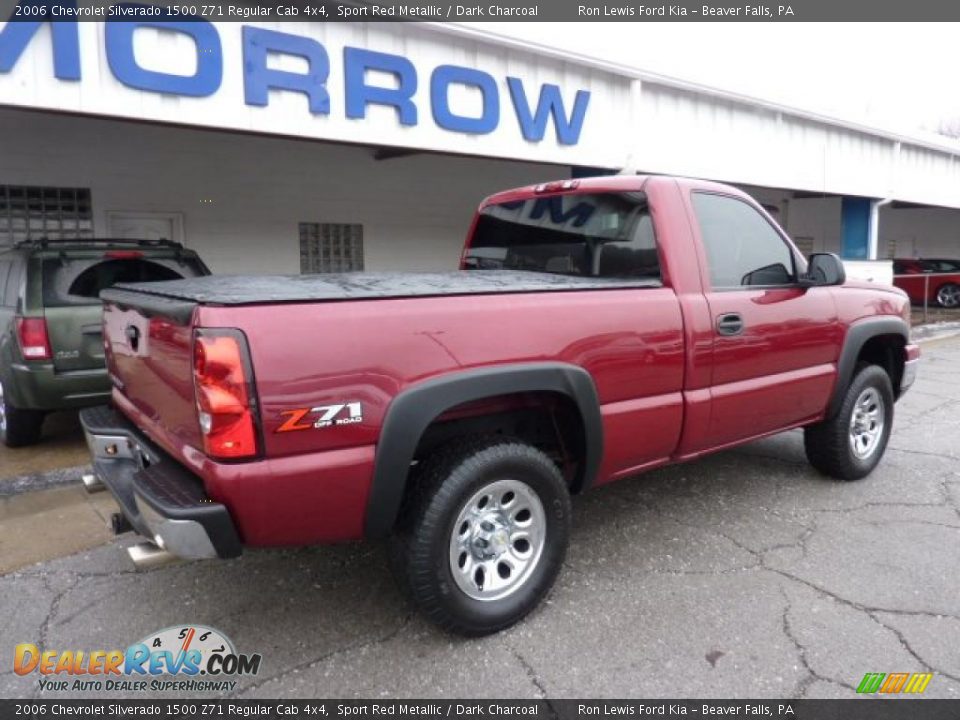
[192,329,260,460]
[16,317,52,361]
[105,250,143,259]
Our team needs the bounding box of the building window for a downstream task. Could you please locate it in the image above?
[0,186,93,245]
[299,222,364,273]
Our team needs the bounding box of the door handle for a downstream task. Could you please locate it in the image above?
[716,313,744,336]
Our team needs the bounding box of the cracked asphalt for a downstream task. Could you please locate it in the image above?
[2,335,958,700]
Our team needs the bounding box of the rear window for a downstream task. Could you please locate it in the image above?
[466,192,661,280]
[41,256,207,307]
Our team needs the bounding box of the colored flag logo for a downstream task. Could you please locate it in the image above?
[857,672,932,694]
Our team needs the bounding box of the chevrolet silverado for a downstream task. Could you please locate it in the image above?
[80,175,919,635]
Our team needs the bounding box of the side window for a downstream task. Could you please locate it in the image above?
[692,193,797,289]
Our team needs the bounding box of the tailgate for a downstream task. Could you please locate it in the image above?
[102,289,203,453]
[44,304,104,371]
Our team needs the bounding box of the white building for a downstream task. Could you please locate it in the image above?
[2,19,960,274]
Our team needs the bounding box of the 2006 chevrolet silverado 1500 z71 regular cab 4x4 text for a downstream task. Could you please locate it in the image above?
[80,175,919,635]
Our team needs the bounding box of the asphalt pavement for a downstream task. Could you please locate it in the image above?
[2,335,959,700]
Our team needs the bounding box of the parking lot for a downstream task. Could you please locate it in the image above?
[2,334,958,700]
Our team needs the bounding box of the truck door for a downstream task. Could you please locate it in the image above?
[687,191,842,449]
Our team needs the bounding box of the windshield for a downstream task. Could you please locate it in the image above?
[465,192,661,280]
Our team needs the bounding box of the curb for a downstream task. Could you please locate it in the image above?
[913,321,960,343]
[0,465,88,498]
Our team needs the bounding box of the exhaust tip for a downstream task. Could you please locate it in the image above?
[81,473,104,493]
[127,541,176,570]
[110,512,133,536]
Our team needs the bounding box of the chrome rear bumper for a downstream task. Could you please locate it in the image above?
[79,406,241,568]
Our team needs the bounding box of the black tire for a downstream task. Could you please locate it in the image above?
[936,282,960,308]
[0,379,44,448]
[389,436,571,636]
[804,364,894,481]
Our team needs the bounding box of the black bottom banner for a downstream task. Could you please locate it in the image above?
[2,700,959,720]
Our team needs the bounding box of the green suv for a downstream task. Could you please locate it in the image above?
[0,238,209,447]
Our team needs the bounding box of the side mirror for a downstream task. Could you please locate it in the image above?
[803,253,846,287]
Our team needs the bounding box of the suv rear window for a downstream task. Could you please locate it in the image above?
[41,256,206,307]
[465,192,661,280]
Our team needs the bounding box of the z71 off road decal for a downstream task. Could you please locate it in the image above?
[276,403,364,432]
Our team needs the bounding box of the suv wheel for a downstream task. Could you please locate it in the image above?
[390,437,571,636]
[0,378,45,448]
[803,365,894,480]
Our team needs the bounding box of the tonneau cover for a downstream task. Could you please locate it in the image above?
[104,270,660,306]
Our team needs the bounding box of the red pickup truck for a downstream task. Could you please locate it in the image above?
[80,175,919,635]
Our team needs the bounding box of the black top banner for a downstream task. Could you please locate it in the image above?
[2,700,960,720]
[3,0,960,21]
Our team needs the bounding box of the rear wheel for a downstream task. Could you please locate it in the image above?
[804,365,894,480]
[936,283,960,308]
[390,437,571,636]
[0,378,45,448]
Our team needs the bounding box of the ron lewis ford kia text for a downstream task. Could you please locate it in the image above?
[79,175,919,635]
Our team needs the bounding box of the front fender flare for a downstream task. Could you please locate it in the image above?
[827,316,909,418]
[365,362,603,539]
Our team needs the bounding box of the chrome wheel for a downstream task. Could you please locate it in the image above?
[0,379,6,435]
[449,479,546,602]
[937,284,960,308]
[849,387,884,460]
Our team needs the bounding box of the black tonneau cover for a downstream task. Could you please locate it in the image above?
[104,270,660,307]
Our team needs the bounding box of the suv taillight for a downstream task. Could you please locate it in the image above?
[16,317,52,361]
[192,329,260,460]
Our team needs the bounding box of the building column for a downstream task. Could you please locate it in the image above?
[868,198,893,260]
[841,197,871,259]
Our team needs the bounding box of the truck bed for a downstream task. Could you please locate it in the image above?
[104,270,661,306]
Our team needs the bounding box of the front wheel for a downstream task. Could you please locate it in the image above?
[804,365,894,480]
[390,437,571,636]
[936,283,960,308]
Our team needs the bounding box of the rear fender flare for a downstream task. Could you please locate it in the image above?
[365,362,603,539]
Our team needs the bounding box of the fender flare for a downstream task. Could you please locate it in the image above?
[827,316,909,418]
[365,362,603,539]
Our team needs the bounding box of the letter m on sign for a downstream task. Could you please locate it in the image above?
[856,673,885,693]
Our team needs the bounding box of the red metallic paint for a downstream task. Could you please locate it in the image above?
[101,175,915,548]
